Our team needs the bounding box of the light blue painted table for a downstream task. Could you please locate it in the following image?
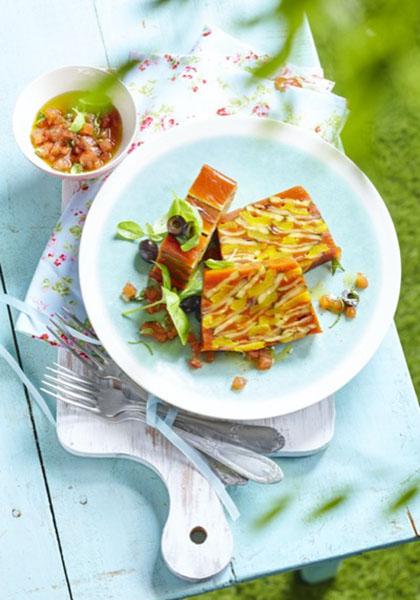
[0,2,419,599]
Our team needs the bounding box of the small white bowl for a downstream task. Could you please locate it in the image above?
[13,65,138,180]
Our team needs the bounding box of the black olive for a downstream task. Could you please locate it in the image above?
[182,221,194,239]
[139,239,158,263]
[167,215,187,236]
[180,295,201,314]
[341,289,360,307]
[194,307,202,322]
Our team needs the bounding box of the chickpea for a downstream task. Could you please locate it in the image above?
[319,295,332,310]
[330,298,345,314]
[345,305,357,319]
[231,376,247,391]
[355,272,368,289]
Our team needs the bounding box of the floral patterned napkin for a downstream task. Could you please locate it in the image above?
[16,26,348,339]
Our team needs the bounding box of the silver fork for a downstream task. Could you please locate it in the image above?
[41,374,283,485]
[46,363,284,454]
[46,310,285,454]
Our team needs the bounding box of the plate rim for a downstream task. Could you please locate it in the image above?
[79,116,401,420]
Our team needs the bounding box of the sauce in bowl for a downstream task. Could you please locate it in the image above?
[30,90,122,173]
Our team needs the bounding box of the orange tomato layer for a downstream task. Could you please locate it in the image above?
[150,164,237,289]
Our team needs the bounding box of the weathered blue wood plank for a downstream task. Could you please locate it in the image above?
[0,0,108,598]
[0,302,70,599]
[1,0,419,599]
[94,0,320,67]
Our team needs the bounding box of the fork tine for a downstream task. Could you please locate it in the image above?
[46,325,98,369]
[46,365,98,390]
[43,373,98,396]
[41,379,97,406]
[49,319,106,371]
[56,313,104,350]
[56,313,107,363]
[40,388,101,413]
[62,307,96,336]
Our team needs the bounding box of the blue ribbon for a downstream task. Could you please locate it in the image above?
[0,293,240,520]
[146,395,240,521]
[0,293,101,345]
[0,342,56,426]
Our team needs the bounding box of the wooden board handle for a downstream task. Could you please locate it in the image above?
[160,466,233,580]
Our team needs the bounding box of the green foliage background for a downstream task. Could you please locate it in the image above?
[150,0,420,596]
[191,0,420,597]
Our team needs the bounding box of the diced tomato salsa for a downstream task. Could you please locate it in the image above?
[31,91,122,173]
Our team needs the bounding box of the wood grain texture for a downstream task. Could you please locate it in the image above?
[56,350,233,581]
[0,1,419,599]
[0,307,70,599]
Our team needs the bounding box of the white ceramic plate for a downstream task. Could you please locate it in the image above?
[79,117,401,420]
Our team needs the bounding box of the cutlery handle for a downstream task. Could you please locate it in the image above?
[176,418,285,454]
[175,428,284,484]
[119,384,285,453]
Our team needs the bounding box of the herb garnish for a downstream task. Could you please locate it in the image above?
[70,163,83,174]
[329,313,342,329]
[167,194,203,251]
[179,268,203,300]
[331,257,345,276]
[115,219,166,242]
[128,340,154,355]
[204,259,235,270]
[145,222,166,243]
[116,221,144,240]
[122,261,190,345]
[69,108,86,133]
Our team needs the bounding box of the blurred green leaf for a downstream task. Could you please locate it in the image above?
[77,58,138,113]
[253,495,293,529]
[306,492,350,521]
[387,485,419,513]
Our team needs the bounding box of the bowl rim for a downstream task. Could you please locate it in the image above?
[13,64,138,180]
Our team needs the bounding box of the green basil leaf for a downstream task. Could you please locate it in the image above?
[69,108,86,133]
[70,163,83,174]
[116,221,144,240]
[154,262,171,290]
[167,194,203,252]
[179,268,203,300]
[204,259,235,270]
[331,257,345,276]
[145,222,166,243]
[180,229,200,252]
[161,287,189,345]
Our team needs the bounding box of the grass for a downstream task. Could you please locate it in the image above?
[192,13,420,600]
[193,542,420,599]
